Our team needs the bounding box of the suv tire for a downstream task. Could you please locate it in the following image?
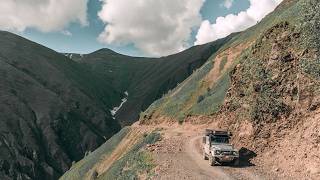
[233,158,240,167]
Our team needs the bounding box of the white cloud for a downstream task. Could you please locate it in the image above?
[98,0,204,56]
[0,0,88,32]
[222,0,234,9]
[195,0,283,45]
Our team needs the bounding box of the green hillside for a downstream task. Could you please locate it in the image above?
[141,0,320,123]
[60,127,161,180]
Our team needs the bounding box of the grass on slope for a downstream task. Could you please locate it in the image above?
[142,60,215,122]
[60,129,161,180]
[189,71,231,115]
[201,0,320,124]
[141,41,245,122]
[98,132,160,180]
[140,0,303,123]
[60,127,130,180]
[219,0,301,52]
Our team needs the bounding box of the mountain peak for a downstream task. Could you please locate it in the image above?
[94,48,121,56]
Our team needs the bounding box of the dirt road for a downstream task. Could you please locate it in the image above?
[150,126,268,180]
[187,136,266,180]
[186,136,233,180]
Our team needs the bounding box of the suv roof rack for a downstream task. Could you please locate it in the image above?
[205,129,232,136]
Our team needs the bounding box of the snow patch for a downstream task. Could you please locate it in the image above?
[110,91,129,116]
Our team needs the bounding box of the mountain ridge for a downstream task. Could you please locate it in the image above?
[72,35,237,126]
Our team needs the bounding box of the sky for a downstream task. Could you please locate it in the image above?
[0,0,282,57]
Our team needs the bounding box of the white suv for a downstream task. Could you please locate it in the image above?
[202,130,239,166]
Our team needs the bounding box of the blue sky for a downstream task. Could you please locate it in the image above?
[15,0,250,56]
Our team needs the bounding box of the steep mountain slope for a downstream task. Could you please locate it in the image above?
[141,0,319,122]
[0,31,124,180]
[60,127,161,180]
[72,36,236,126]
[140,0,320,178]
[62,0,320,179]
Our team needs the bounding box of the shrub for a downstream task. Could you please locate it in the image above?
[197,95,205,103]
